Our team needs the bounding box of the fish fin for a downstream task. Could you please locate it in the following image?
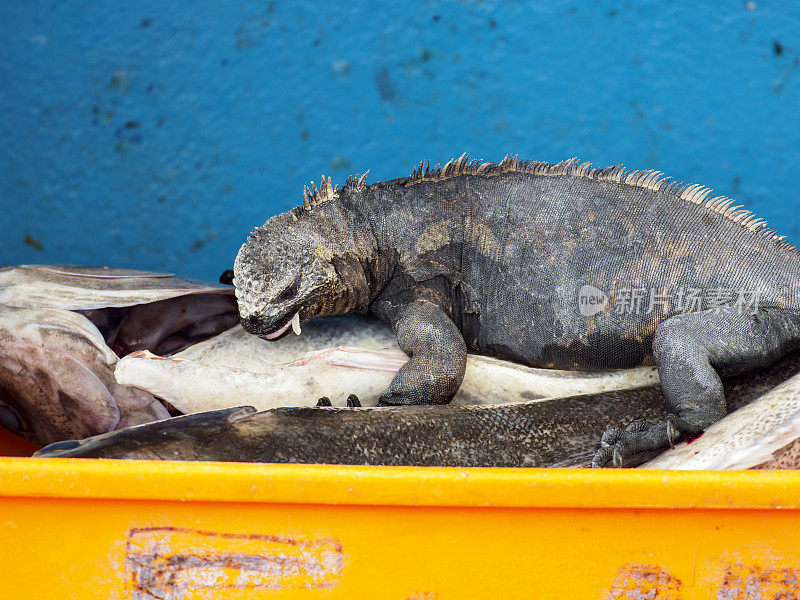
[225,405,258,424]
[318,346,408,371]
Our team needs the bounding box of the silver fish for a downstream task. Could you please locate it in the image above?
[0,264,233,309]
[114,318,660,411]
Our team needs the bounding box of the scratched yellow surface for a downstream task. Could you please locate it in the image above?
[0,430,799,599]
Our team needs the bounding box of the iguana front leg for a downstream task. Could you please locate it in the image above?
[373,299,467,405]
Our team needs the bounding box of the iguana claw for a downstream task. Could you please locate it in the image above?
[666,415,678,449]
[592,419,680,468]
[612,447,622,468]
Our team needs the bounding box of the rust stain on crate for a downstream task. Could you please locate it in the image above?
[123,526,344,599]
[715,563,800,599]
[606,563,682,599]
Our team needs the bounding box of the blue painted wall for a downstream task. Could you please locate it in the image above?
[2,1,800,280]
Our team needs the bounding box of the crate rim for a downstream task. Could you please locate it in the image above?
[0,457,798,510]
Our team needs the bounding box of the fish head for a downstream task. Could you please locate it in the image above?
[35,406,257,459]
[0,307,122,444]
[0,306,176,446]
[0,342,121,445]
[0,269,241,446]
[234,214,338,341]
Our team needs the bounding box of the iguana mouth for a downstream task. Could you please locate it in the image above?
[263,311,302,340]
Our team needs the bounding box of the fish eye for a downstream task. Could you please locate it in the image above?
[0,402,25,435]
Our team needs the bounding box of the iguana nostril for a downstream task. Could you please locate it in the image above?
[240,315,261,333]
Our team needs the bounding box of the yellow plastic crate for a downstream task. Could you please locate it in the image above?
[1,427,799,599]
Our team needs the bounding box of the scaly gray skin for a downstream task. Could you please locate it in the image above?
[234,155,800,467]
[35,349,800,466]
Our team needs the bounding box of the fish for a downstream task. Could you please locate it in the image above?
[0,265,238,444]
[0,306,169,444]
[114,318,660,411]
[36,349,800,467]
[0,264,235,309]
[0,264,240,355]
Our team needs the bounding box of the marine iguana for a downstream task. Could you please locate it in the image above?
[233,155,800,467]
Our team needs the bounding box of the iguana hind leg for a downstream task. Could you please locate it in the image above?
[373,299,467,405]
[592,307,800,467]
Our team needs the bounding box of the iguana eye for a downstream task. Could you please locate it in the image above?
[275,277,300,302]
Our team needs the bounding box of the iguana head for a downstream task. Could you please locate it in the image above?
[234,213,340,340]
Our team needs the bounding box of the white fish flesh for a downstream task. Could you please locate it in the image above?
[115,318,660,411]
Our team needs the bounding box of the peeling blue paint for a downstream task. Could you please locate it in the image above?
[1,1,800,280]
